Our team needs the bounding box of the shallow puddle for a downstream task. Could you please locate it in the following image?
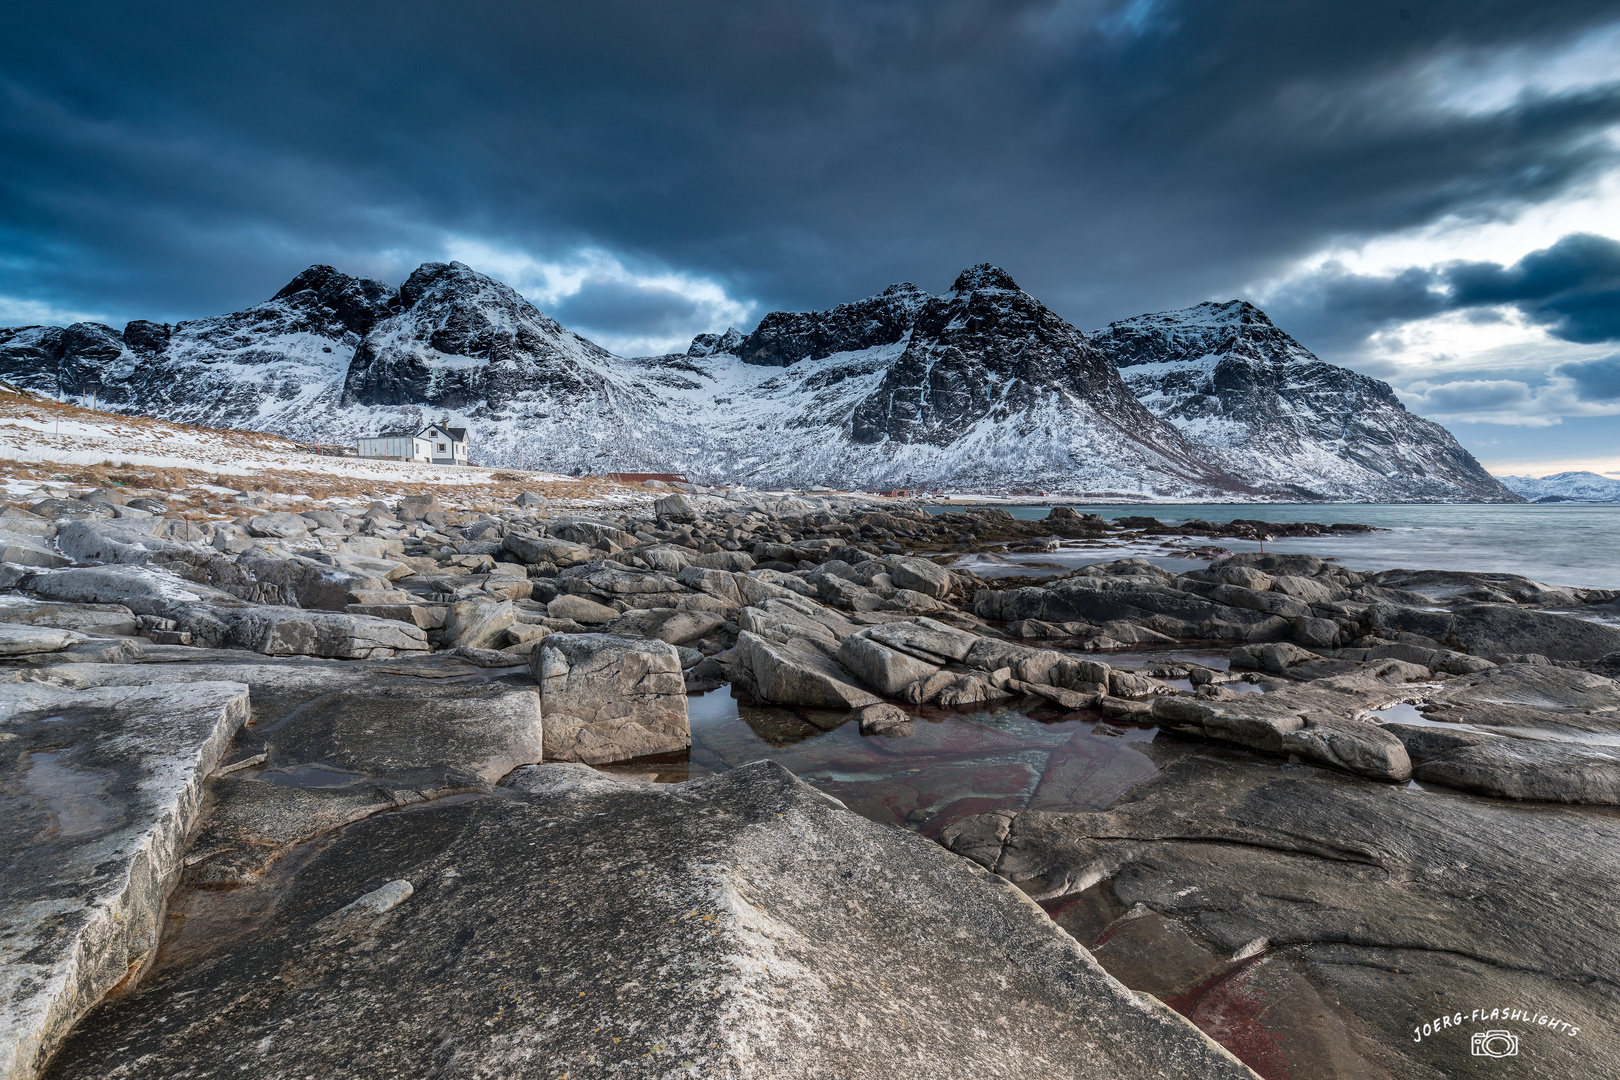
[598,687,1164,835]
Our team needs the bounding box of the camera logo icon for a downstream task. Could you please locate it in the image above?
[1472,1030,1519,1058]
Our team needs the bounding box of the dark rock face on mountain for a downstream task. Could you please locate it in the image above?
[1090,301,1520,502]
[0,323,130,401]
[734,282,932,367]
[847,267,1219,479]
[272,264,397,337]
[340,261,613,410]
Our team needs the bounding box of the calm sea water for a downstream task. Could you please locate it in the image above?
[927,503,1620,590]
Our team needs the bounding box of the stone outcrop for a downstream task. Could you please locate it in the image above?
[1,680,250,1080]
[44,763,1259,1080]
[531,633,690,763]
[946,748,1620,1078]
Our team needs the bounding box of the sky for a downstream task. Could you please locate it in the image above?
[2,0,1618,477]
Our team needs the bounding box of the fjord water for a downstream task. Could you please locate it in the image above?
[934,502,1620,589]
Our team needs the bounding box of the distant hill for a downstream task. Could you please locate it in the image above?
[1498,471,1620,503]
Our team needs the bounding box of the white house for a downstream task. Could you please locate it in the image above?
[418,424,469,465]
[357,424,469,465]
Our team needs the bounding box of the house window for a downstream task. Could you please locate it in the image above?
[438,443,447,453]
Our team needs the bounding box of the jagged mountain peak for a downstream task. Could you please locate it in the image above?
[1088,301,1518,501]
[271,264,398,337]
[950,264,1020,294]
[733,280,933,368]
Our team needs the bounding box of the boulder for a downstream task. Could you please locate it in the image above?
[0,680,249,1080]
[546,593,619,625]
[1380,722,1620,804]
[24,564,228,618]
[602,606,726,645]
[501,534,594,567]
[226,606,431,659]
[734,630,880,712]
[1279,717,1412,782]
[0,599,139,636]
[440,598,517,650]
[45,763,1259,1080]
[691,549,754,572]
[0,534,68,569]
[246,511,311,538]
[860,616,978,664]
[531,633,690,763]
[856,702,914,737]
[653,492,699,523]
[887,556,953,599]
[837,633,942,696]
[0,624,78,656]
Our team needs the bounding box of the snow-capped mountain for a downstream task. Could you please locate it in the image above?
[1498,471,1620,503]
[0,264,1517,500]
[1087,300,1517,502]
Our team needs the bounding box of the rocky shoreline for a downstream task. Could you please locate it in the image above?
[3,481,1619,1078]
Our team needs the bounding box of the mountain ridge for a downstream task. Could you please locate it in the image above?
[0,262,1519,501]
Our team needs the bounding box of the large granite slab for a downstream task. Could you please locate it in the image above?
[44,762,1256,1079]
[0,681,250,1080]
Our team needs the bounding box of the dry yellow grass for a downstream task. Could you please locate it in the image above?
[0,385,647,518]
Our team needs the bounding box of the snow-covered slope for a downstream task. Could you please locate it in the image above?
[1498,471,1620,503]
[1088,301,1519,502]
[0,265,1513,500]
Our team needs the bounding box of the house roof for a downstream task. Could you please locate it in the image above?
[417,425,469,442]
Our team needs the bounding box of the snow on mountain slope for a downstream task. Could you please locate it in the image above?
[1089,300,1521,503]
[1499,471,1620,502]
[0,265,1514,500]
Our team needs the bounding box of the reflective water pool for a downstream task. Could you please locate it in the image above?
[597,686,1165,837]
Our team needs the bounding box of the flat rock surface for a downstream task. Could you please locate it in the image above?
[45,762,1256,1080]
[948,746,1620,1078]
[0,680,250,1080]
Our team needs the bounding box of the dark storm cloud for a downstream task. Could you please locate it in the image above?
[1558,355,1620,399]
[2,0,1620,338]
[1260,231,1620,357]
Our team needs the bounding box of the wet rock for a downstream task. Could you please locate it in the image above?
[532,633,690,763]
[934,673,1001,707]
[46,763,1258,1080]
[856,702,914,737]
[953,751,1620,1079]
[1,680,249,1080]
[1384,723,1620,804]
